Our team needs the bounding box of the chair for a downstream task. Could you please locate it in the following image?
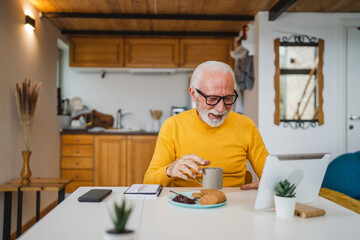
[319,151,360,214]
[245,171,252,184]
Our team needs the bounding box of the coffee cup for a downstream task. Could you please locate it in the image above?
[196,167,223,189]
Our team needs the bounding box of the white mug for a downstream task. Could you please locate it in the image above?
[196,167,223,189]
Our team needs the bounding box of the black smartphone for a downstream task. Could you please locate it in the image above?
[78,189,112,202]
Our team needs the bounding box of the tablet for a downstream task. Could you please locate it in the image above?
[254,153,330,210]
[78,189,112,202]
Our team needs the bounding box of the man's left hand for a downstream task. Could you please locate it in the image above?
[240,180,259,190]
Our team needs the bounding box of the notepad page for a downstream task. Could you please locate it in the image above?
[127,184,161,194]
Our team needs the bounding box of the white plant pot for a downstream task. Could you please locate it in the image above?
[274,195,296,218]
[103,229,135,240]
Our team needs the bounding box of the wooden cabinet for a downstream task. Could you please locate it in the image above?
[180,38,234,68]
[126,135,157,185]
[61,134,94,193]
[94,135,127,186]
[69,36,233,68]
[69,37,124,67]
[94,135,157,186]
[61,133,157,192]
[125,38,179,67]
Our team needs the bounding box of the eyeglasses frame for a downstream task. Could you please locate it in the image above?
[195,88,238,106]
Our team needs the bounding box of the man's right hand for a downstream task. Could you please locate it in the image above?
[166,154,210,180]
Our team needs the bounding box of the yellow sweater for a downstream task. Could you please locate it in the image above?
[144,108,269,187]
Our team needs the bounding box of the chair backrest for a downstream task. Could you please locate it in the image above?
[322,151,360,200]
[245,171,252,184]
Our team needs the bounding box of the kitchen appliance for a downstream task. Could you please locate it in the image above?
[171,106,187,116]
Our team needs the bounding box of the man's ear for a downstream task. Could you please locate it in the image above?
[188,87,197,103]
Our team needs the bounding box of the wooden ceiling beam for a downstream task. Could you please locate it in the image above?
[61,30,239,37]
[269,0,297,21]
[42,12,254,21]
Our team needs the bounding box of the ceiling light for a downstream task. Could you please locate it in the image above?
[25,15,35,31]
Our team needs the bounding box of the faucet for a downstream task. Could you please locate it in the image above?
[116,109,131,129]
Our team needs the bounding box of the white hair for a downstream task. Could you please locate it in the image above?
[190,61,236,89]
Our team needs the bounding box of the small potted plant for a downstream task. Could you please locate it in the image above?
[274,179,297,218]
[104,199,134,240]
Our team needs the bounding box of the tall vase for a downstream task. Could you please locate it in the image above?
[21,151,32,185]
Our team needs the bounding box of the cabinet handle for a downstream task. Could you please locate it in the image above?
[75,174,79,178]
[76,138,80,142]
[75,162,79,166]
[75,149,79,153]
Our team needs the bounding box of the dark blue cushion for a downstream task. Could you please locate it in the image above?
[322,151,360,200]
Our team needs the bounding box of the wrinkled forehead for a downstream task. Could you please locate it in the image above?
[198,70,235,92]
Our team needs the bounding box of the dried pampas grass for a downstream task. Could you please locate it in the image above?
[15,78,41,151]
[150,110,162,120]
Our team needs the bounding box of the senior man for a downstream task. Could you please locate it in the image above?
[144,61,268,189]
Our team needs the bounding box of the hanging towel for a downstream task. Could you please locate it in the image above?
[235,52,254,91]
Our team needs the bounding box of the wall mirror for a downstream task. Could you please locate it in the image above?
[274,34,324,128]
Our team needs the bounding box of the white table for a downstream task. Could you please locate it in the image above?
[18,187,360,240]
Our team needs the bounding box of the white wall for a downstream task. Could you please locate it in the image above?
[255,12,360,158]
[61,50,192,131]
[0,0,60,236]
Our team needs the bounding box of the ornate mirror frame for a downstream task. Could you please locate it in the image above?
[274,35,324,128]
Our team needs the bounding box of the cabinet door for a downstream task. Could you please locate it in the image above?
[69,37,124,67]
[125,38,179,67]
[126,135,157,185]
[180,38,234,68]
[94,135,127,186]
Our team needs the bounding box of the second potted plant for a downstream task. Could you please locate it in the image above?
[274,179,297,218]
[104,199,134,240]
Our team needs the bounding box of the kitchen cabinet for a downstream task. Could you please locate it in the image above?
[61,133,157,192]
[69,37,124,67]
[61,134,94,193]
[180,38,234,68]
[126,135,158,185]
[94,135,127,186]
[94,135,157,186]
[68,36,233,68]
[125,38,180,67]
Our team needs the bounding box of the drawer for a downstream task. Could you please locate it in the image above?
[62,145,93,157]
[61,169,93,181]
[61,157,93,169]
[65,181,93,193]
[62,135,94,145]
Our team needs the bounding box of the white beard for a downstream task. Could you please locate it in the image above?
[196,98,230,127]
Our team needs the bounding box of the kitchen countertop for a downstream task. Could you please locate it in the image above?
[60,129,158,135]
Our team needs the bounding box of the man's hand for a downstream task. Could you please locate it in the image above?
[240,180,260,190]
[166,154,210,180]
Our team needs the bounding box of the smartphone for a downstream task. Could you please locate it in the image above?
[78,189,112,202]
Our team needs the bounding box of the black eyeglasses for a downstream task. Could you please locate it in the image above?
[196,88,238,106]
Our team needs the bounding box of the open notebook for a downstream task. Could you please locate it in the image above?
[124,184,163,198]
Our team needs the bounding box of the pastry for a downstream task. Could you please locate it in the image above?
[192,192,203,199]
[200,194,220,205]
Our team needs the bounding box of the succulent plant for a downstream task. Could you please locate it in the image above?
[274,179,296,197]
[111,199,132,233]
